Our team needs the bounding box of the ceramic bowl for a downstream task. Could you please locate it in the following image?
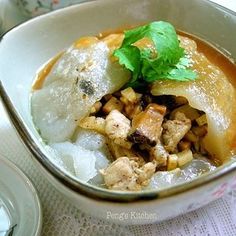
[0,0,236,224]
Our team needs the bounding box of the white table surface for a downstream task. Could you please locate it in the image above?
[0,0,236,235]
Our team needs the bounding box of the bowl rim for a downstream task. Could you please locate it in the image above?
[0,0,236,203]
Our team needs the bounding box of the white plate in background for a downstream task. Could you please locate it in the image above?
[0,155,42,236]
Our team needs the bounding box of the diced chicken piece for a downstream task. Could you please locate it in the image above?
[135,162,156,186]
[100,157,141,191]
[128,104,166,146]
[150,141,168,167]
[105,110,132,149]
[79,116,106,134]
[162,112,191,153]
[101,156,156,191]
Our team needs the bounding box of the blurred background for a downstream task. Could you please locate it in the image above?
[0,0,87,34]
[0,0,236,35]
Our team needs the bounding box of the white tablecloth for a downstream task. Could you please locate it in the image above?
[1,0,236,235]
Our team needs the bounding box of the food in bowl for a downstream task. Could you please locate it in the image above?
[31,21,236,191]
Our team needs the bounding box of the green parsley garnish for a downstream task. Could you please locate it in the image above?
[114,21,197,87]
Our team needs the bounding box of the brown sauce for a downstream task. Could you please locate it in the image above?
[32,52,63,90]
[33,26,236,94]
[178,31,236,88]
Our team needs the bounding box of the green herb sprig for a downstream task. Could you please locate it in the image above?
[114,21,197,87]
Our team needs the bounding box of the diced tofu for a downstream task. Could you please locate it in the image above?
[79,116,106,134]
[102,96,123,114]
[128,103,166,146]
[105,110,132,149]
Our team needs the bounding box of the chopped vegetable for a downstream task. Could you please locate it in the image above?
[114,21,197,87]
[102,96,123,114]
[90,101,102,114]
[184,130,198,142]
[120,87,137,103]
[167,154,178,171]
[196,114,207,126]
[177,149,193,167]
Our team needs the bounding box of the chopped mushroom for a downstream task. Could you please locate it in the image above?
[162,112,191,153]
[128,103,166,146]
